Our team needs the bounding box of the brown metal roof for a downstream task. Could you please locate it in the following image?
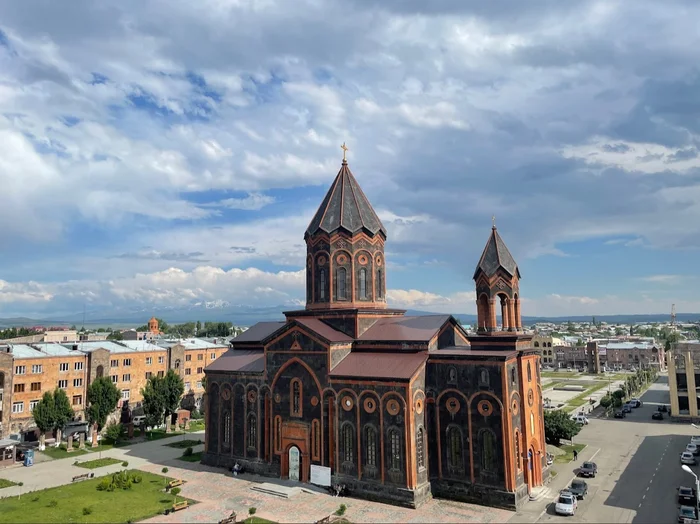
[295,318,353,343]
[205,350,265,373]
[231,322,285,344]
[430,348,516,359]
[330,351,427,380]
[358,315,451,342]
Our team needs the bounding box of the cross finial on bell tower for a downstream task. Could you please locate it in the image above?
[341,142,349,164]
[492,215,496,229]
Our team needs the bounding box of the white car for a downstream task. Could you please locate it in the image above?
[688,443,700,456]
[573,415,589,425]
[555,491,578,516]
[681,451,697,465]
[690,436,700,445]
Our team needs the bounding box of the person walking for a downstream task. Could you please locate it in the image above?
[573,449,579,461]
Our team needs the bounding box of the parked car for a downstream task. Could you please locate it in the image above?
[622,404,632,414]
[546,453,554,466]
[614,410,626,419]
[630,398,642,408]
[652,412,664,420]
[679,505,698,524]
[573,415,589,425]
[678,486,698,507]
[568,479,589,500]
[658,404,668,413]
[690,435,700,445]
[555,491,578,516]
[579,462,598,478]
[680,452,697,466]
[687,443,700,456]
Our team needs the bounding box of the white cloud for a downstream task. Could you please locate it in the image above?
[205,193,276,210]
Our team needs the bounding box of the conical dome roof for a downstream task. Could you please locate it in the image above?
[473,226,520,279]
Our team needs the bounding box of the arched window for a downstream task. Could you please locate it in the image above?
[389,428,402,471]
[0,371,5,389]
[174,359,181,369]
[377,269,383,298]
[291,379,302,417]
[359,268,367,299]
[342,423,354,463]
[247,413,257,450]
[96,365,104,378]
[514,430,521,471]
[223,411,231,446]
[337,268,347,299]
[547,342,552,347]
[527,362,532,382]
[481,430,496,472]
[364,425,377,467]
[447,425,463,473]
[416,427,425,470]
[534,341,540,348]
[274,415,282,453]
[319,269,326,300]
[479,368,490,387]
[511,367,516,386]
[312,419,321,460]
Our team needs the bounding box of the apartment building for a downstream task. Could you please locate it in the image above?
[0,335,230,439]
[668,341,700,418]
[531,335,563,365]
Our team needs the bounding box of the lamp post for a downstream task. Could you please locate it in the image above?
[682,465,700,513]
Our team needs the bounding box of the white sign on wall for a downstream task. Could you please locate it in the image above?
[310,465,332,487]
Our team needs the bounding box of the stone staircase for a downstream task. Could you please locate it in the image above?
[528,486,551,502]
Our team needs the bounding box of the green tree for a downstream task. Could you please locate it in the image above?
[52,388,74,443]
[32,391,56,448]
[87,377,121,431]
[141,376,166,433]
[171,487,181,503]
[544,409,581,446]
[599,395,613,409]
[107,331,124,341]
[105,422,123,445]
[163,369,185,429]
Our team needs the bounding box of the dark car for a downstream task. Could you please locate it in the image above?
[652,412,664,420]
[622,404,632,413]
[614,410,625,418]
[568,479,588,500]
[579,462,598,478]
[679,505,697,524]
[678,486,698,507]
[658,405,668,413]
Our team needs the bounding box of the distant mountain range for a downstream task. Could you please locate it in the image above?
[0,302,698,329]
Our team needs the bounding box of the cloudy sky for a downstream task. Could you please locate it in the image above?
[1,0,700,320]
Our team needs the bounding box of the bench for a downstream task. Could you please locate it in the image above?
[171,501,189,512]
[167,479,184,490]
[71,473,94,483]
[219,511,237,524]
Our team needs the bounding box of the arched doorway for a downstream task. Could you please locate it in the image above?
[288,446,301,481]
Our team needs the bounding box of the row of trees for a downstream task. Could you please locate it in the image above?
[599,367,658,410]
[134,319,242,338]
[141,370,185,430]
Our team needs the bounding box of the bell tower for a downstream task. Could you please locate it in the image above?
[304,144,387,310]
[473,222,522,334]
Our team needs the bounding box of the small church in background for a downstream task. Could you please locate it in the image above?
[202,149,547,509]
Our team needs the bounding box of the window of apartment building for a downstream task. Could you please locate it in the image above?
[196,367,203,374]
[59,362,69,372]
[72,395,82,406]
[145,372,152,380]
[121,389,130,400]
[211,353,216,360]
[185,382,191,392]
[31,364,43,374]
[197,354,203,361]
[14,365,25,375]
[74,362,83,371]
[73,378,83,387]
[110,359,119,367]
[13,383,24,393]
[158,356,164,364]
[145,357,152,365]
[123,358,131,367]
[30,382,41,392]
[186,354,192,362]
[110,375,118,384]
[58,380,68,389]
[157,371,164,378]
[30,400,39,411]
[185,368,191,375]
[12,402,23,414]
[122,374,131,383]
[196,381,202,389]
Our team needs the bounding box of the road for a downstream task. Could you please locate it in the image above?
[534,375,699,523]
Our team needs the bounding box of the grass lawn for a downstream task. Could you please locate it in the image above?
[554,443,587,464]
[243,518,276,524]
[86,443,114,453]
[177,451,203,463]
[144,429,185,441]
[0,470,190,523]
[74,458,123,469]
[41,447,89,460]
[0,479,18,489]
[567,383,608,408]
[542,371,579,379]
[186,420,205,432]
[164,439,203,449]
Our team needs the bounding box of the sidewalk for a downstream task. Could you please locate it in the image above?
[509,445,600,523]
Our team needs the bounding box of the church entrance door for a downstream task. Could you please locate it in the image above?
[289,446,300,481]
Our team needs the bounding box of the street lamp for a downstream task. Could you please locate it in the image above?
[693,424,700,431]
[682,465,700,513]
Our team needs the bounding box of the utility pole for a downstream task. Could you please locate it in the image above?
[671,304,677,328]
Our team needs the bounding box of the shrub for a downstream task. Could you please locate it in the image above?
[96,478,111,492]
[122,461,129,467]
[31,496,39,502]
[82,507,93,516]
[249,507,257,516]
[183,447,193,457]
[162,467,169,474]
[48,500,58,508]
[335,504,347,516]
[58,444,67,452]
[599,395,612,409]
[131,473,142,484]
[171,487,181,501]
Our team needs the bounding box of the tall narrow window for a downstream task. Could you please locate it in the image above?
[337,268,346,299]
[365,425,377,467]
[377,269,383,298]
[511,367,516,386]
[312,419,321,460]
[291,379,302,417]
[342,423,354,463]
[247,413,257,450]
[416,427,425,470]
[319,269,326,300]
[447,426,463,473]
[514,430,521,471]
[481,430,496,472]
[389,429,401,470]
[223,412,231,446]
[275,416,282,453]
[359,268,367,299]
[527,362,532,382]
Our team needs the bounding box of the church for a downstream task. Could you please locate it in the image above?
[202,150,547,510]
